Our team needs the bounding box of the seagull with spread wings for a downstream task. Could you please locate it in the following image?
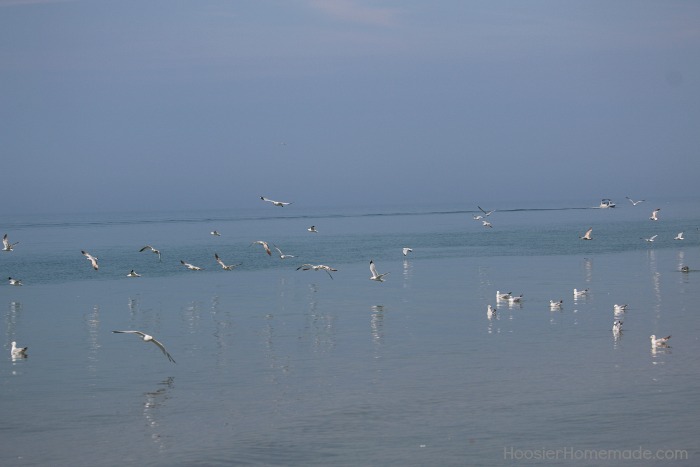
[112,330,176,363]
[260,196,292,207]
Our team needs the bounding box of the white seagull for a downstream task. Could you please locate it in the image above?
[674,232,684,240]
[261,196,292,207]
[549,300,563,310]
[487,304,497,320]
[112,330,176,363]
[139,245,162,261]
[8,277,23,286]
[210,230,221,236]
[81,250,99,270]
[472,215,484,221]
[650,334,671,348]
[482,220,493,228]
[307,225,318,233]
[296,263,337,279]
[579,227,593,240]
[272,244,295,259]
[402,247,413,256]
[496,291,512,301]
[251,240,272,256]
[3,233,19,251]
[127,270,141,278]
[369,260,389,282]
[478,206,495,217]
[11,341,28,358]
[180,260,203,271]
[613,304,628,315]
[650,208,660,221]
[573,288,589,298]
[215,253,241,270]
[626,197,645,206]
[642,234,658,243]
[612,320,623,333]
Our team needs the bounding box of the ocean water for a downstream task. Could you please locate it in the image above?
[2,199,700,466]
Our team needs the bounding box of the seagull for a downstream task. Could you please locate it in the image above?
[402,247,413,256]
[210,230,221,236]
[112,330,176,363]
[81,250,99,270]
[612,320,623,333]
[215,253,241,270]
[642,234,658,243]
[11,341,28,358]
[127,270,141,278]
[579,227,593,240]
[496,291,512,301]
[482,220,493,228]
[613,304,628,315]
[650,208,660,221]
[478,206,495,217]
[472,215,483,221]
[251,240,272,256]
[369,260,389,282]
[626,197,645,206]
[260,196,292,207]
[8,277,22,286]
[180,260,203,270]
[139,245,162,261]
[307,225,318,233]
[296,263,337,279]
[549,299,563,310]
[272,244,295,259]
[674,232,684,240]
[487,304,497,320]
[681,265,690,273]
[573,288,589,298]
[508,294,523,306]
[3,233,19,251]
[650,334,671,348]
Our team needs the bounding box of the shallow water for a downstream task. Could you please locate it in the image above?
[2,200,700,466]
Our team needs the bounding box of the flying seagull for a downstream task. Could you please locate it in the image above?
[296,263,337,279]
[402,247,413,256]
[482,220,493,228]
[8,277,22,286]
[650,334,671,348]
[81,250,99,270]
[139,245,162,261]
[11,341,28,359]
[650,208,660,221]
[251,240,272,256]
[260,196,292,207]
[579,227,593,240]
[180,260,203,270]
[478,206,495,217]
[626,197,645,206]
[3,233,19,251]
[369,260,389,282]
[642,235,658,243]
[272,244,295,259]
[674,232,684,240]
[127,270,141,278]
[307,225,318,233]
[215,253,241,270]
[210,230,221,236]
[112,330,176,363]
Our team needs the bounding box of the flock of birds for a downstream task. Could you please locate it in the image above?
[4,195,689,362]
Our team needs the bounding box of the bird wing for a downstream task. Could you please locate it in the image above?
[150,338,176,363]
[370,261,378,276]
[139,246,151,252]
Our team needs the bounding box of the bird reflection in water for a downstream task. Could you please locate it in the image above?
[143,377,175,452]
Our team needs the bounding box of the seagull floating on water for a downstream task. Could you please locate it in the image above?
[674,232,684,240]
[612,320,623,333]
[496,291,512,301]
[369,260,389,282]
[112,330,176,363]
[215,253,241,270]
[3,234,19,252]
[260,196,292,207]
[210,230,221,236]
[508,294,523,305]
[127,270,141,278]
[614,304,628,315]
[487,305,497,320]
[681,265,690,273]
[180,260,203,271]
[296,263,337,279]
[626,197,645,206]
[251,240,272,256]
[139,245,162,261]
[579,227,593,240]
[573,288,589,298]
[81,250,99,270]
[642,234,658,243]
[8,277,22,286]
[307,225,318,233]
[650,208,661,221]
[549,300,563,310]
[272,244,295,259]
[402,247,413,256]
[650,334,671,348]
[11,341,28,358]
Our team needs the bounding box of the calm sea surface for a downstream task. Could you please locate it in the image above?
[2,199,700,466]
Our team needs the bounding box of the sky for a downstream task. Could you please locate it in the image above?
[1,0,699,214]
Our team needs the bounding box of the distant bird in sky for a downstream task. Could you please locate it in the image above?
[11,341,28,359]
[272,244,295,259]
[8,277,22,286]
[307,225,318,233]
[626,197,645,206]
[210,230,221,236]
[650,334,671,348]
[139,245,162,261]
[674,232,684,240]
[369,260,389,282]
[3,233,19,252]
[478,206,495,217]
[127,270,140,278]
[180,260,203,270]
[579,227,593,240]
[261,196,292,207]
[402,247,413,256]
[112,330,176,363]
[650,208,660,221]
[296,263,337,279]
[251,240,272,256]
[81,250,99,270]
[642,234,658,243]
[215,253,240,270]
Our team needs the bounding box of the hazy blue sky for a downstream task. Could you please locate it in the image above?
[2,0,699,214]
